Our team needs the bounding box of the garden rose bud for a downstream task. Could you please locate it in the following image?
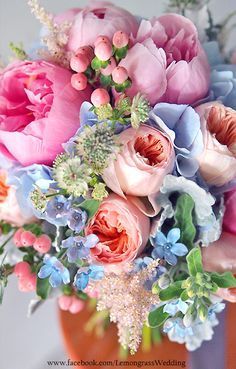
[112,66,129,84]
[71,73,88,91]
[113,31,129,48]
[58,295,72,311]
[69,297,85,314]
[13,228,24,247]
[101,57,116,76]
[94,35,111,47]
[94,41,113,61]
[91,88,110,107]
[14,261,31,278]
[70,54,90,73]
[20,231,36,247]
[33,234,52,254]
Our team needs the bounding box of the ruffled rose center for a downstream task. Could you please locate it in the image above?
[207,106,236,156]
[0,67,53,132]
[161,30,198,66]
[134,134,166,166]
[89,211,133,262]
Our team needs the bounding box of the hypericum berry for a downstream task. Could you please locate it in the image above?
[14,261,31,278]
[101,57,116,76]
[95,41,113,61]
[76,46,94,61]
[94,35,110,47]
[13,228,24,247]
[20,231,36,247]
[71,73,88,91]
[91,88,110,107]
[112,66,129,84]
[33,234,52,254]
[18,274,37,292]
[113,31,129,48]
[70,54,90,73]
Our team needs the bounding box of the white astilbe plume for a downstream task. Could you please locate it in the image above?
[28,0,72,67]
[88,260,160,354]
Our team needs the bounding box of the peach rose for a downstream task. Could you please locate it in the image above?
[196,102,236,187]
[85,194,150,265]
[0,171,9,203]
[102,125,175,197]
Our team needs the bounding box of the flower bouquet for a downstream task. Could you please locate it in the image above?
[1,0,236,358]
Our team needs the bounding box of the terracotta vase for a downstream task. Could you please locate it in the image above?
[59,305,188,369]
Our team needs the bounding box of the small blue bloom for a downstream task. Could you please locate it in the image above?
[208,302,225,322]
[62,234,99,262]
[149,103,203,178]
[163,299,189,316]
[45,195,71,226]
[133,257,154,272]
[67,207,87,233]
[163,317,194,339]
[134,257,167,290]
[7,164,53,218]
[151,228,188,266]
[74,265,104,291]
[38,256,70,288]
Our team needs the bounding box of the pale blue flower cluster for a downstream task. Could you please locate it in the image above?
[74,265,104,291]
[38,255,70,288]
[62,234,99,263]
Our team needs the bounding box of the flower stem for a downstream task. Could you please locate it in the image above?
[142,324,152,352]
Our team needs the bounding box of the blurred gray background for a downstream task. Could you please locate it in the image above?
[0,1,235,369]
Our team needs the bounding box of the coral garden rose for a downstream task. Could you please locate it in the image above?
[196,102,236,187]
[120,14,210,105]
[85,194,150,265]
[0,170,9,203]
[102,125,175,197]
[0,60,91,166]
[67,1,139,52]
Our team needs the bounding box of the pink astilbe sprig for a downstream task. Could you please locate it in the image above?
[28,0,72,67]
[88,259,160,354]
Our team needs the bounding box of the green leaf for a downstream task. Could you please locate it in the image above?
[174,194,196,248]
[148,306,170,328]
[159,281,183,301]
[36,277,51,300]
[180,290,189,301]
[91,57,102,70]
[186,247,203,276]
[210,272,236,288]
[79,199,101,219]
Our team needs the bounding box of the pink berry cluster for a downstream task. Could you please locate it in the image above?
[70,30,131,99]
[14,261,36,292]
[58,295,85,314]
[14,228,52,254]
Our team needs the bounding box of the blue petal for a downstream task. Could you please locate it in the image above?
[89,266,104,280]
[164,251,178,266]
[84,234,99,249]
[152,246,164,259]
[38,265,52,279]
[67,246,79,262]
[152,103,187,130]
[75,273,89,290]
[171,243,188,256]
[153,232,167,246]
[49,271,62,287]
[167,228,180,244]
[61,268,70,284]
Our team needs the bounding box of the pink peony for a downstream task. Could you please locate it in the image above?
[85,194,150,265]
[0,60,91,166]
[120,14,210,105]
[102,125,175,197]
[67,1,139,52]
[196,102,236,187]
[223,189,236,236]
